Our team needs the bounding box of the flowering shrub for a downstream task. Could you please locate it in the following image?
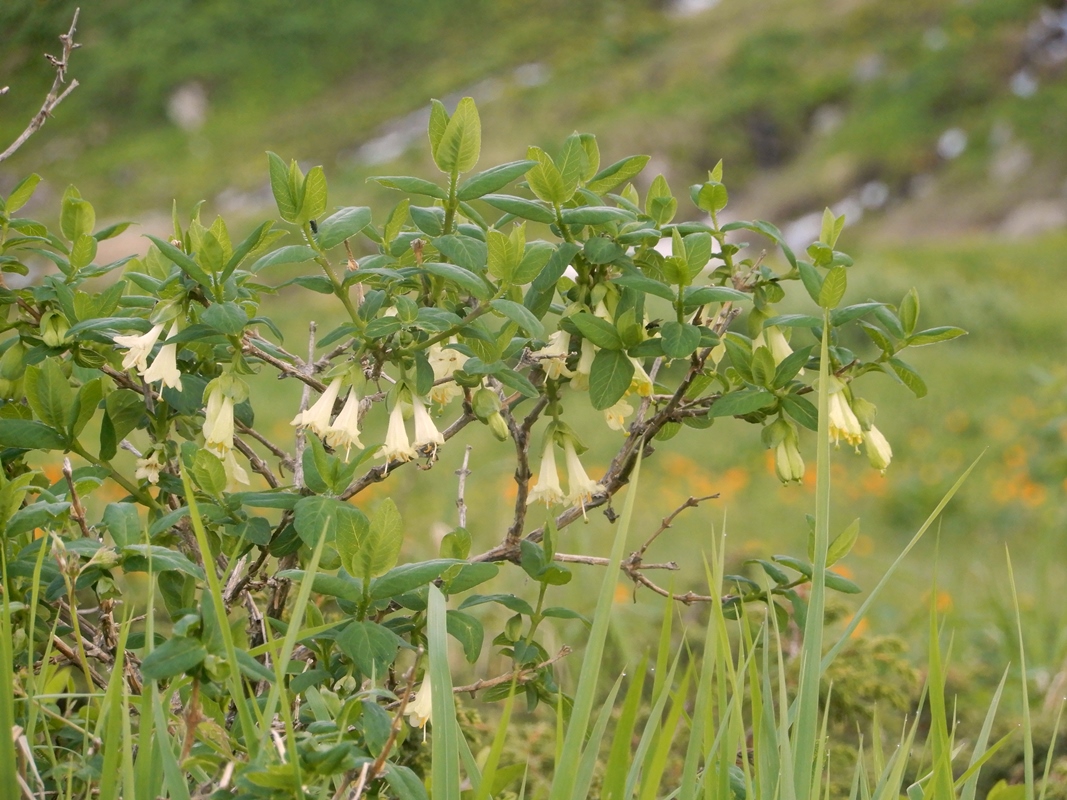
[0,97,965,795]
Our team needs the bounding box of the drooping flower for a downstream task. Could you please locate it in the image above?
[324,386,364,460]
[427,343,467,405]
[221,448,250,489]
[203,382,236,456]
[134,452,163,484]
[826,379,863,448]
[406,683,432,738]
[629,357,654,397]
[604,399,634,432]
[527,437,564,507]
[774,432,805,483]
[290,377,343,437]
[531,331,573,380]
[570,338,597,392]
[411,394,445,452]
[142,321,183,390]
[863,425,893,473]
[757,326,799,371]
[114,323,165,373]
[381,402,417,463]
[563,437,600,508]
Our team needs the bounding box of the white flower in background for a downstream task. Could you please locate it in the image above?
[290,377,343,437]
[563,437,600,508]
[604,399,634,432]
[531,331,573,380]
[134,452,163,484]
[427,343,467,405]
[774,432,805,484]
[527,438,564,507]
[571,338,597,391]
[203,382,236,456]
[381,402,417,463]
[826,380,863,448]
[324,386,364,460]
[629,357,653,397]
[863,425,893,473]
[406,683,432,738]
[221,448,250,489]
[411,395,445,452]
[142,321,183,390]
[114,323,165,373]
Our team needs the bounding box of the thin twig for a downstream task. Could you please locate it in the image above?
[62,457,93,539]
[633,493,718,562]
[452,646,572,695]
[232,434,280,488]
[552,552,678,571]
[0,9,81,163]
[455,445,472,529]
[242,336,326,394]
[502,389,549,548]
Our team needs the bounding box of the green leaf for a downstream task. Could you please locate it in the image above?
[422,262,490,300]
[525,146,567,204]
[571,313,623,350]
[337,621,404,680]
[830,302,885,326]
[103,503,141,548]
[659,321,700,359]
[818,266,847,309]
[25,360,73,431]
[511,241,554,285]
[267,152,299,222]
[446,611,483,663]
[6,173,40,214]
[645,174,676,225]
[317,206,372,250]
[820,208,845,248]
[695,181,728,215]
[750,346,777,388]
[70,378,103,438]
[370,560,457,599]
[611,271,675,301]
[682,285,748,305]
[523,242,580,318]
[201,302,247,335]
[60,187,95,241]
[428,99,449,156]
[435,97,481,174]
[355,498,403,581]
[434,234,487,272]
[146,235,213,287]
[586,155,650,194]
[710,389,775,418]
[487,229,520,282]
[589,349,634,410]
[480,194,555,224]
[557,134,587,202]
[191,450,227,495]
[251,244,317,273]
[373,176,448,200]
[69,233,98,270]
[827,518,859,566]
[385,765,430,800]
[798,261,823,303]
[441,562,498,593]
[141,636,207,681]
[299,165,328,223]
[906,326,967,347]
[490,299,543,338]
[457,160,537,201]
[122,545,206,579]
[293,495,339,546]
[899,288,919,336]
[334,504,371,575]
[888,357,928,398]
[582,237,623,265]
[781,394,819,431]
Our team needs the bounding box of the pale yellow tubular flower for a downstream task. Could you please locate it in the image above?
[411,394,445,451]
[203,383,235,456]
[290,377,343,437]
[427,343,467,405]
[763,326,799,370]
[629,357,653,397]
[604,399,634,432]
[221,448,250,489]
[405,683,433,739]
[827,383,863,449]
[527,438,564,507]
[142,321,183,390]
[531,331,573,380]
[381,402,417,463]
[324,386,364,460]
[864,425,893,473]
[571,338,597,392]
[134,452,163,484]
[114,323,165,372]
[563,438,600,508]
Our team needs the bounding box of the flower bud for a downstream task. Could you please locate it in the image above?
[0,340,27,380]
[471,387,501,423]
[487,411,510,441]
[39,311,69,348]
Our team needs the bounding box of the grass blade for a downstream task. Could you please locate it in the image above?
[428,583,462,800]
[1006,549,1035,800]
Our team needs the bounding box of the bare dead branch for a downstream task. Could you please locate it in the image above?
[452,646,572,696]
[0,9,81,163]
[455,445,472,528]
[62,457,94,539]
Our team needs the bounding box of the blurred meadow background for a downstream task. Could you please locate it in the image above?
[3,0,1067,768]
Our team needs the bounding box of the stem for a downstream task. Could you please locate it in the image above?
[443,170,459,235]
[411,293,502,351]
[304,223,363,327]
[70,441,160,510]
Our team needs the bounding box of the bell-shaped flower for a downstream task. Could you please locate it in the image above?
[604,399,634,432]
[406,683,432,738]
[221,448,250,490]
[757,326,799,371]
[527,437,565,507]
[411,395,445,453]
[203,382,236,456]
[570,338,597,392]
[864,425,893,473]
[114,323,165,373]
[428,343,467,405]
[381,402,417,463]
[563,437,600,508]
[290,377,343,437]
[142,321,183,390]
[774,431,805,484]
[827,379,863,448]
[134,452,163,485]
[325,386,364,460]
[629,357,654,397]
[531,331,573,380]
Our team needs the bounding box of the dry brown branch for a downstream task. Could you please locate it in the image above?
[0,9,81,163]
[455,445,472,528]
[62,457,93,539]
[452,646,572,696]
